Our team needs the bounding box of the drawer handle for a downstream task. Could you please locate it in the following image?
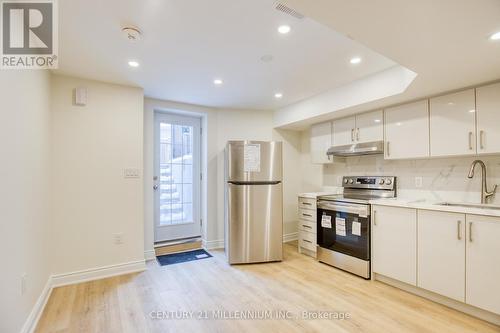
[302,213,312,217]
[302,224,312,229]
[469,222,473,242]
[302,202,312,206]
[302,239,312,244]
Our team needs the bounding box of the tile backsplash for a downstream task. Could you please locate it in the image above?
[322,155,500,204]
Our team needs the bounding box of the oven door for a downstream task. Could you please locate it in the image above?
[317,200,370,260]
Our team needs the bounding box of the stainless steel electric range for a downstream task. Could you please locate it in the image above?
[316,176,397,279]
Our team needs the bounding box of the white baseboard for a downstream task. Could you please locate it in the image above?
[51,260,146,288]
[20,277,53,333]
[283,232,298,243]
[21,259,147,332]
[201,232,298,251]
[144,250,156,261]
[203,239,225,250]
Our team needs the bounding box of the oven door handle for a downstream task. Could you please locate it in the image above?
[317,201,370,217]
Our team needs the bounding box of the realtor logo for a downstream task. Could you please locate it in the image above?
[1,0,58,69]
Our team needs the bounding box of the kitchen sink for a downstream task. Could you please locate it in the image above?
[436,202,500,210]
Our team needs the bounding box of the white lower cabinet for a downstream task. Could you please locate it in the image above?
[417,210,466,302]
[374,206,500,316]
[466,214,500,315]
[298,196,317,257]
[372,205,417,285]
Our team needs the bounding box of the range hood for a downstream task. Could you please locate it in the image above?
[326,141,384,157]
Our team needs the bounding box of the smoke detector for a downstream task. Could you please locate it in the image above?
[122,26,142,41]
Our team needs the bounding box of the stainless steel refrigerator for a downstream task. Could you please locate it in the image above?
[225,141,283,264]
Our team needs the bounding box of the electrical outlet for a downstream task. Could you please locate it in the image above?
[124,168,140,178]
[21,274,27,295]
[113,233,124,245]
[415,177,423,188]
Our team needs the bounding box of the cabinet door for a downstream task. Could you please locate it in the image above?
[310,122,332,164]
[355,110,383,143]
[430,89,476,157]
[372,205,417,285]
[466,215,500,315]
[417,210,465,302]
[476,83,500,154]
[384,100,429,159]
[332,116,356,147]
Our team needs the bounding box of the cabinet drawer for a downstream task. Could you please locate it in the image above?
[299,220,317,233]
[298,208,316,222]
[298,197,316,210]
[299,231,317,252]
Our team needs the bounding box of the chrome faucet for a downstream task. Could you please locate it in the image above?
[467,160,497,204]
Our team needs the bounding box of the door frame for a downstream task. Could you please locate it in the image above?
[153,111,203,243]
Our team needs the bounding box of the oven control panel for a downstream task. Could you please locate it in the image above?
[342,176,396,190]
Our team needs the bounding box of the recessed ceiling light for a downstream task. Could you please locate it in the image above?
[128,60,139,67]
[469,109,476,113]
[274,93,283,99]
[278,25,291,34]
[490,31,500,41]
[374,119,381,123]
[213,79,223,85]
[350,57,362,64]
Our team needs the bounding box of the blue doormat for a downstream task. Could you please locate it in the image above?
[156,249,213,266]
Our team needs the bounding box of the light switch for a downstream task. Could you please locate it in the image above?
[124,168,140,178]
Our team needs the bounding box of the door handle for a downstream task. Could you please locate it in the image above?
[356,128,360,141]
[468,132,473,150]
[351,129,355,142]
[386,141,390,157]
[153,184,159,190]
[480,130,485,150]
[373,210,377,225]
[457,220,462,240]
[302,225,312,229]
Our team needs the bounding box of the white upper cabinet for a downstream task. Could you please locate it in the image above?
[476,82,500,155]
[466,215,500,315]
[355,110,383,143]
[310,122,332,164]
[384,100,430,160]
[417,210,466,302]
[430,89,476,157]
[332,116,356,147]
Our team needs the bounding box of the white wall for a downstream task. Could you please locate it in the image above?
[50,75,145,274]
[0,71,52,333]
[144,98,302,253]
[299,130,500,204]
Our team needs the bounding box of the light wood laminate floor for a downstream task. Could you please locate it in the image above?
[36,243,500,332]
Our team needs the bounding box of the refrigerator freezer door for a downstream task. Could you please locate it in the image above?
[227,183,283,264]
[226,141,282,183]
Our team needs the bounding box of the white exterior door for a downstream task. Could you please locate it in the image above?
[154,112,201,242]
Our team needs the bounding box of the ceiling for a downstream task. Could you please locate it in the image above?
[55,0,398,110]
[275,0,500,128]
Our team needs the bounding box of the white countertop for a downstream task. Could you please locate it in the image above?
[369,198,500,218]
[298,192,337,199]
